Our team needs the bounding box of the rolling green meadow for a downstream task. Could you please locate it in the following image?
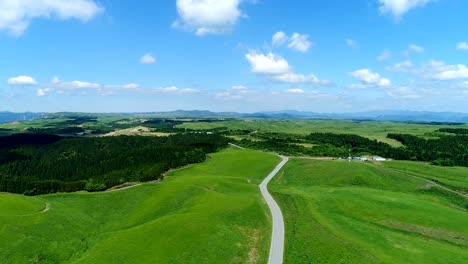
[0,148,280,264]
[270,159,468,264]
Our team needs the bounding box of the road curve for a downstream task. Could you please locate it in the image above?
[260,155,289,264]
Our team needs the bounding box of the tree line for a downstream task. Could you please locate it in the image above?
[236,131,468,167]
[0,133,228,195]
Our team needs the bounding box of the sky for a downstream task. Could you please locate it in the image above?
[1,0,468,113]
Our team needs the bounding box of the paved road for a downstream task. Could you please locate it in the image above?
[260,155,289,264]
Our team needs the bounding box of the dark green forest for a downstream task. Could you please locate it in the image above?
[0,134,228,195]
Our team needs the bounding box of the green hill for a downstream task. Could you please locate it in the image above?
[0,148,279,264]
[271,159,468,264]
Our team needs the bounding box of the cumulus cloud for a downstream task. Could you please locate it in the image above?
[345,39,358,48]
[386,60,468,83]
[457,42,468,51]
[0,0,103,36]
[140,53,156,64]
[378,0,434,18]
[245,52,291,75]
[36,88,52,97]
[272,31,288,47]
[377,50,392,61]
[7,75,37,85]
[173,0,247,36]
[350,69,391,88]
[288,33,312,53]
[245,51,329,85]
[432,64,468,80]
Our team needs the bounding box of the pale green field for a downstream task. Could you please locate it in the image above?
[179,119,468,147]
[0,148,280,264]
[271,159,468,263]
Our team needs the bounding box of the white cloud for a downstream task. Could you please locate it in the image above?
[154,86,199,94]
[387,60,413,72]
[377,50,391,61]
[68,80,100,89]
[272,73,325,85]
[51,76,61,84]
[0,0,103,36]
[123,83,140,89]
[7,75,37,85]
[214,85,253,99]
[33,77,200,96]
[457,42,468,51]
[245,51,329,85]
[389,60,468,82]
[408,44,424,53]
[36,88,52,97]
[345,38,358,48]
[173,0,247,36]
[245,52,290,75]
[432,64,468,80]
[285,89,305,94]
[272,31,313,52]
[378,0,434,18]
[272,31,288,47]
[350,69,391,87]
[288,33,312,53]
[140,53,156,64]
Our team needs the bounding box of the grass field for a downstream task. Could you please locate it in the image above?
[178,119,468,147]
[270,159,468,264]
[0,148,280,264]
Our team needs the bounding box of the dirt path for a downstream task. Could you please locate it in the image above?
[229,142,245,149]
[385,168,468,199]
[106,183,143,192]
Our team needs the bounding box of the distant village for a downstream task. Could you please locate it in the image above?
[341,156,387,162]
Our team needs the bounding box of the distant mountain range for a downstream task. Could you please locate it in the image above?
[0,112,45,124]
[2,110,468,124]
[146,110,468,124]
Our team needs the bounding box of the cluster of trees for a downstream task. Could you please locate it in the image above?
[237,132,409,158]
[0,133,228,195]
[27,127,85,135]
[438,128,468,135]
[307,133,412,159]
[388,133,468,166]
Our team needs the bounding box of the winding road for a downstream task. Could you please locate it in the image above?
[260,155,289,264]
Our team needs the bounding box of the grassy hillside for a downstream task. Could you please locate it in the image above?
[270,159,468,264]
[178,119,468,147]
[0,148,280,264]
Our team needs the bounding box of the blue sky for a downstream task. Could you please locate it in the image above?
[1,0,468,113]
